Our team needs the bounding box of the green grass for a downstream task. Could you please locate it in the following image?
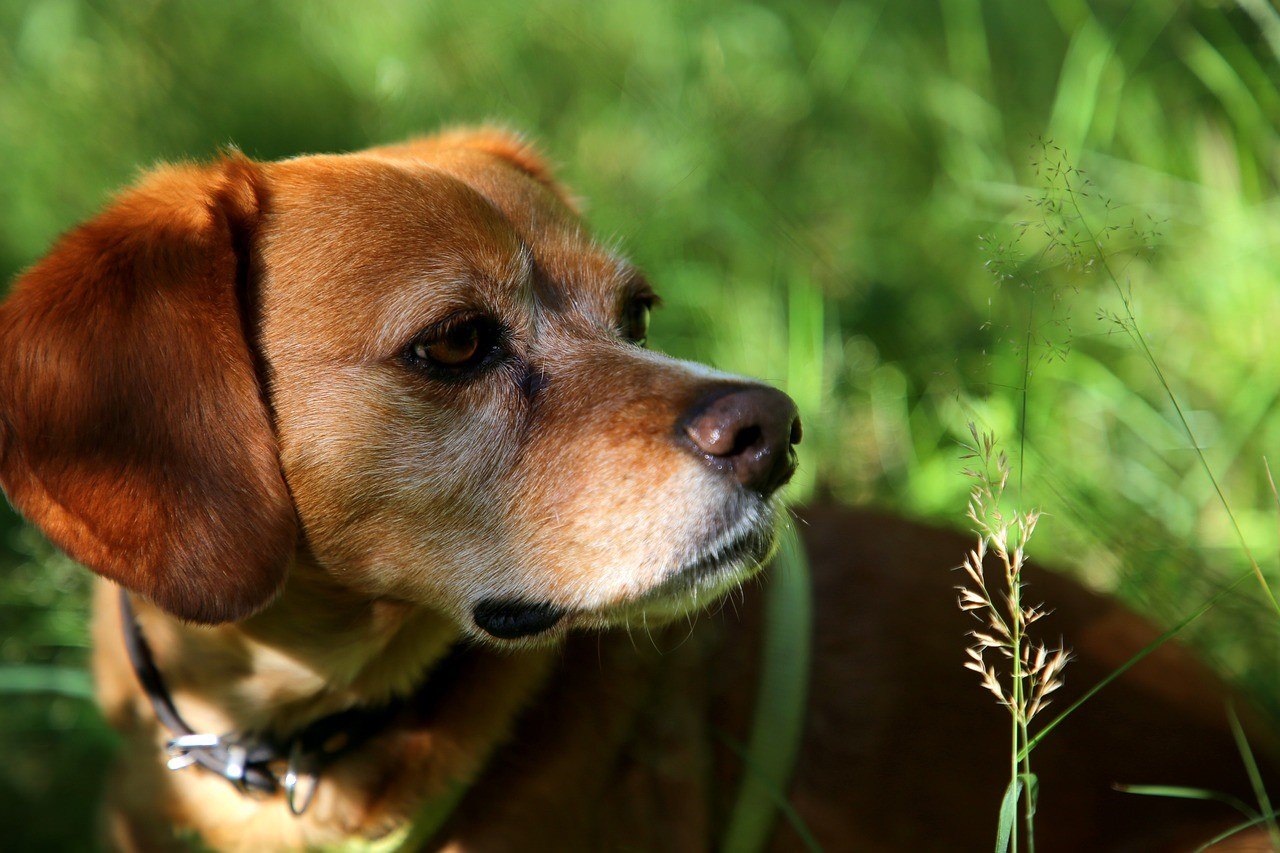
[2,0,1280,847]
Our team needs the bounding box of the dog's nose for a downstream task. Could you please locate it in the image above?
[679,385,801,497]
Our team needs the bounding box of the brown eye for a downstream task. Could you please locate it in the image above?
[622,299,652,347]
[417,322,479,365]
[407,317,503,377]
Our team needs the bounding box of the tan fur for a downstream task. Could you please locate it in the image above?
[1,130,1273,850]
[254,147,757,630]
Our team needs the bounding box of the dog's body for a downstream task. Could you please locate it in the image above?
[0,132,1272,851]
[93,506,1272,852]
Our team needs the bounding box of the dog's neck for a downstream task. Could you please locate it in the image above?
[131,550,462,737]
[111,554,565,847]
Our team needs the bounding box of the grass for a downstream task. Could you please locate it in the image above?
[958,427,1070,852]
[967,140,1280,848]
[2,0,1280,848]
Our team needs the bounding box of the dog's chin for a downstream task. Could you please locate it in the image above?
[469,507,780,643]
[593,520,778,627]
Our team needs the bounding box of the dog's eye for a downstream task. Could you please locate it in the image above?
[621,298,652,347]
[406,317,502,376]
[419,323,480,365]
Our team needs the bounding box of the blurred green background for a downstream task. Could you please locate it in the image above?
[3,0,1280,846]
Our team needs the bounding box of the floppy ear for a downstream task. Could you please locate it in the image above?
[0,157,296,624]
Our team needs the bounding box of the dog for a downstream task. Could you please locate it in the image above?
[0,129,1272,851]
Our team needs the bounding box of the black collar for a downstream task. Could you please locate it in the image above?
[119,589,464,814]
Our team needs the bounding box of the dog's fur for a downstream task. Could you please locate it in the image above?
[0,130,1273,851]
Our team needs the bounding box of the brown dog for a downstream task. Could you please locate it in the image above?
[0,130,1271,851]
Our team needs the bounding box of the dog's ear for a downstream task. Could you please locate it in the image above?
[372,127,579,211]
[0,157,296,624]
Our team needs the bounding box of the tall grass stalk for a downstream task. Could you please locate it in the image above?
[959,426,1071,853]
[978,146,1279,850]
[981,143,1280,752]
[1051,156,1280,618]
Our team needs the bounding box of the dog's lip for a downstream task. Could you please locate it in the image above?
[472,511,777,640]
[660,523,772,593]
[597,514,778,618]
[472,598,566,640]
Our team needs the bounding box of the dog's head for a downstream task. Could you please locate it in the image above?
[0,129,800,641]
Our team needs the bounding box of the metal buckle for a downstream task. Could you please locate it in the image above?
[283,739,319,816]
[165,733,220,771]
[224,744,248,788]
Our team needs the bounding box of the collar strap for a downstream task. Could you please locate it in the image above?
[119,531,815,844]
[119,589,459,814]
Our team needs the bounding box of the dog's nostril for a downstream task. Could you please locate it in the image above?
[732,424,762,456]
[789,416,803,446]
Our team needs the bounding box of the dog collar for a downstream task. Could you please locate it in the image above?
[119,589,468,816]
[120,530,814,851]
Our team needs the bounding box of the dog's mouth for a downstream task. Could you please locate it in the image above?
[470,510,778,641]
[638,521,775,604]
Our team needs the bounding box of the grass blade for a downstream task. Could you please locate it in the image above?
[1195,809,1280,853]
[721,526,818,853]
[1226,703,1280,849]
[716,730,823,853]
[1114,784,1259,821]
[996,776,1023,853]
[1019,567,1252,760]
